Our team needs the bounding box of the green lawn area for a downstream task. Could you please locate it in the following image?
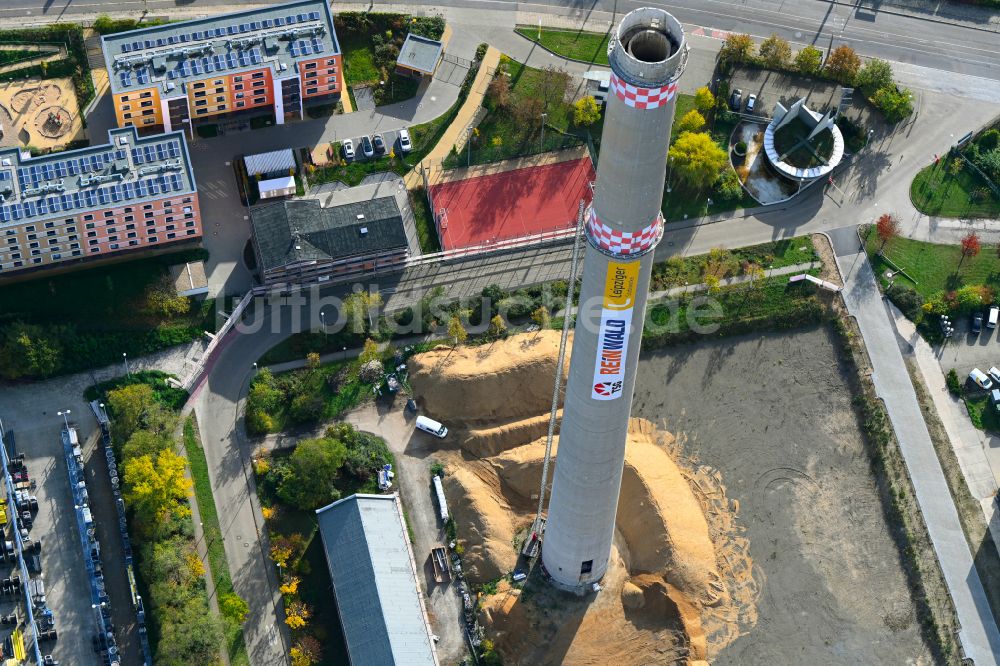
[514,26,611,64]
[910,159,1000,218]
[84,370,188,410]
[341,33,380,85]
[669,93,697,142]
[308,151,408,187]
[863,227,1000,299]
[410,190,441,253]
[650,236,819,291]
[965,393,1000,434]
[376,73,421,106]
[183,417,249,666]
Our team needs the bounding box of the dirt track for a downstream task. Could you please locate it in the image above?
[633,325,934,664]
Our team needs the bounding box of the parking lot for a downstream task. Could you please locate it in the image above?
[936,311,1000,379]
[340,128,408,161]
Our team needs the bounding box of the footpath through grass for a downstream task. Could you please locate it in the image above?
[514,26,611,64]
[911,160,1000,219]
[864,228,1000,299]
[183,417,250,666]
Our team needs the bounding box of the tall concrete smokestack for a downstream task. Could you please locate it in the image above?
[542,7,687,592]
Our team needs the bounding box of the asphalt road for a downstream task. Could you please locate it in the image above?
[6,0,1000,81]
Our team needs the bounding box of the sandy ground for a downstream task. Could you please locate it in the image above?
[633,325,934,664]
[0,77,84,150]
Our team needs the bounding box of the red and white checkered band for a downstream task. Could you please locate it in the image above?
[610,72,677,110]
[586,207,663,257]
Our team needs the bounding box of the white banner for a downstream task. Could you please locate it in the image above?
[591,261,639,401]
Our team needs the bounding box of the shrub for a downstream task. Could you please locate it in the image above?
[824,45,861,84]
[855,58,894,94]
[886,284,924,320]
[275,436,349,510]
[359,359,384,383]
[676,109,706,134]
[288,392,324,424]
[947,369,962,397]
[979,129,1000,152]
[794,46,823,76]
[871,86,913,123]
[715,169,743,201]
[758,33,791,68]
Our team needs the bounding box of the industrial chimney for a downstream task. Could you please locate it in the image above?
[542,7,687,592]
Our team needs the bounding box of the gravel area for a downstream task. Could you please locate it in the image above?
[633,325,933,664]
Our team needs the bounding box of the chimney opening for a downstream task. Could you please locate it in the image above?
[622,27,673,63]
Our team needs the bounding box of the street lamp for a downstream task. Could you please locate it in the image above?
[466,126,473,167]
[540,112,548,152]
[666,157,673,193]
[122,352,131,378]
[57,409,71,431]
[320,310,328,345]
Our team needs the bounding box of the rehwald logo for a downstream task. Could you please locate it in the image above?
[592,261,639,401]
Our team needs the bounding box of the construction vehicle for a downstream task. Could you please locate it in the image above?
[431,546,451,583]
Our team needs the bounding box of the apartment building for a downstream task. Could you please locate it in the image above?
[101,0,342,132]
[0,126,201,278]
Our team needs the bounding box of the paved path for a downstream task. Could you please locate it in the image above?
[833,233,1000,665]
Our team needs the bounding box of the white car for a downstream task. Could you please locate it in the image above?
[746,93,758,113]
[970,367,993,390]
[342,139,355,160]
[398,128,412,153]
[988,367,1000,385]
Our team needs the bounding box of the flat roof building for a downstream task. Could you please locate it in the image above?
[316,494,438,666]
[396,34,444,78]
[101,0,342,132]
[250,196,409,285]
[0,126,202,279]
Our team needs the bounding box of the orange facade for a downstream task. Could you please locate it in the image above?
[298,54,342,99]
[115,87,163,129]
[186,67,274,120]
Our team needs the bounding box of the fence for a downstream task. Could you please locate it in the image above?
[442,131,585,170]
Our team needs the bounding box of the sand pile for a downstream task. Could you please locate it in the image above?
[409,333,756,664]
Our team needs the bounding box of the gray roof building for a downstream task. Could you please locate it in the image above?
[316,494,438,666]
[249,196,409,284]
[396,34,444,76]
[244,149,297,178]
[101,0,340,96]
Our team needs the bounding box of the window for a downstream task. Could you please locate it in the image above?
[120,95,130,103]
[67,226,76,233]
[46,230,56,237]
[192,82,205,89]
[11,253,20,260]
[234,92,244,99]
[166,224,175,231]
[326,58,337,66]
[305,70,317,79]
[145,219,156,227]
[234,84,244,91]
[167,232,176,239]
[233,75,243,82]
[185,220,195,228]
[143,204,153,210]
[580,560,593,575]
[109,235,118,242]
[304,62,317,70]
[235,101,245,108]
[28,242,38,249]
[165,216,174,223]
[44,221,55,229]
[110,243,119,250]
[126,224,135,230]
[143,118,156,125]
[124,215,133,222]
[52,254,61,260]
[252,72,264,79]
[30,249,39,256]
[140,91,152,98]
[214,79,223,85]
[194,91,207,98]
[127,232,137,239]
[86,222,96,229]
[32,258,41,264]
[68,235,77,242]
[148,236,158,243]
[186,229,197,236]
[144,212,154,219]
[25,225,35,232]
[72,250,82,257]
[90,248,99,253]
[216,96,226,103]
[6,238,15,246]
[306,88,317,95]
[124,207,133,213]
[82,215,93,221]
[104,210,114,218]
[87,231,97,238]
[89,239,98,246]
[140,100,153,108]
[107,227,117,234]
[70,243,79,249]
[27,234,36,241]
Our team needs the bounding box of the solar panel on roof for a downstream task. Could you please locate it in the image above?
[144,146,155,162]
[10,204,21,220]
[251,21,261,30]
[191,60,202,74]
[156,144,167,160]
[159,174,170,191]
[167,142,179,158]
[90,155,102,170]
[98,189,109,204]
[132,41,142,50]
[37,200,48,215]
[84,190,97,207]
[136,68,150,84]
[156,38,165,46]
[111,184,122,201]
[217,27,226,36]
[136,181,147,196]
[180,34,189,43]
[73,192,83,208]
[192,32,201,40]
[0,208,9,222]
[228,25,237,35]
[171,174,183,190]
[122,43,131,53]
[168,35,177,44]
[240,23,250,32]
[309,11,320,19]
[144,40,154,48]
[312,38,323,54]
[297,13,307,21]
[286,15,296,24]
[61,194,73,210]
[290,44,299,57]
[214,54,226,69]
[23,201,35,217]
[202,57,213,73]
[123,182,135,199]
[250,48,262,64]
[119,72,132,87]
[275,17,284,26]
[48,197,60,212]
[227,52,238,68]
[263,19,273,28]
[67,161,77,175]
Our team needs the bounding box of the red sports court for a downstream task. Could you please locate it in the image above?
[429,156,595,251]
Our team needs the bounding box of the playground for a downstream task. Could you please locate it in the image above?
[428,151,594,251]
[0,76,84,151]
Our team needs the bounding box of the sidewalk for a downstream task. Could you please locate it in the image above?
[403,45,500,189]
[837,248,1000,664]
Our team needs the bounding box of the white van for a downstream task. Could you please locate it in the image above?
[989,305,999,329]
[416,415,448,439]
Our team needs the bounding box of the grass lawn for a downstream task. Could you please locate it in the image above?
[965,393,1000,434]
[669,94,697,142]
[376,74,421,106]
[863,227,1000,299]
[341,33,379,85]
[650,236,819,291]
[410,190,441,253]
[183,417,249,666]
[910,159,1000,218]
[514,26,611,64]
[309,151,407,187]
[84,370,188,409]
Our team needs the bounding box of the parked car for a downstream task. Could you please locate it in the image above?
[373,133,386,155]
[729,89,742,111]
[361,135,374,158]
[970,368,993,390]
[988,367,1000,385]
[398,128,412,153]
[745,93,757,113]
[341,139,355,160]
[989,305,999,329]
[991,389,1000,411]
[972,311,984,335]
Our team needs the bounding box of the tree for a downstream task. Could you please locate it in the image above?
[960,232,981,268]
[794,46,823,75]
[107,383,157,442]
[293,636,322,666]
[694,86,715,114]
[280,575,301,596]
[305,352,320,369]
[487,74,510,109]
[277,436,348,510]
[539,66,570,114]
[949,157,964,178]
[342,291,383,334]
[122,429,173,461]
[531,305,551,330]
[871,86,913,123]
[285,601,312,630]
[488,314,507,338]
[220,592,249,624]
[855,58,894,94]
[668,131,728,191]
[359,338,380,364]
[824,45,862,83]
[123,449,192,526]
[715,168,743,201]
[573,96,601,126]
[143,275,190,318]
[155,599,223,666]
[511,94,544,127]
[448,314,468,345]
[875,213,900,252]
[676,109,706,135]
[0,322,62,380]
[719,33,754,65]
[758,33,792,68]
